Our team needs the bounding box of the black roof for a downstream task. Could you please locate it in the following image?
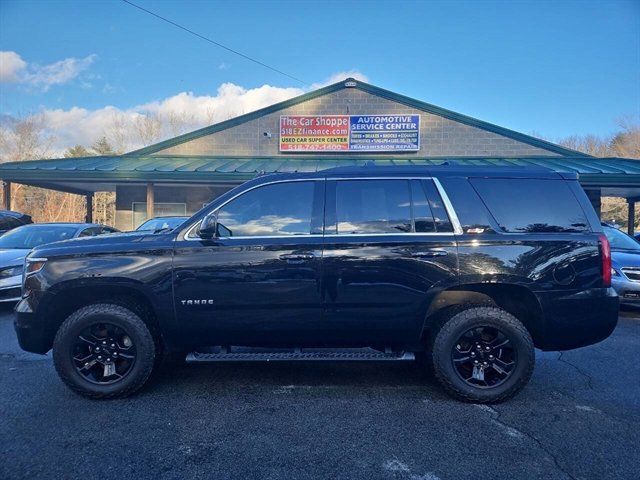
[0,210,31,219]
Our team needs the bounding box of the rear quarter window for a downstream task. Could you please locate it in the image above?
[470,178,590,233]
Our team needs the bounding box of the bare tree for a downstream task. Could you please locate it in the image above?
[133,113,163,147]
[611,116,640,158]
[166,110,197,137]
[0,113,53,163]
[105,111,132,154]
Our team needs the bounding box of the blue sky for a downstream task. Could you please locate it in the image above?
[1,0,639,148]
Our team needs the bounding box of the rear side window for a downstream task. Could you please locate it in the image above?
[335,180,412,234]
[0,216,22,230]
[470,178,590,233]
[411,181,436,233]
[421,180,454,233]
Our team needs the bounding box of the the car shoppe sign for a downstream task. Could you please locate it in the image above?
[279,115,420,152]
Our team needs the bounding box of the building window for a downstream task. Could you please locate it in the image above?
[132,202,187,229]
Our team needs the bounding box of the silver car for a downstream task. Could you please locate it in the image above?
[602,224,640,307]
[0,223,118,302]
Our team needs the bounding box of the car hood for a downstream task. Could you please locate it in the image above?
[0,249,30,268]
[611,250,640,269]
[31,231,177,258]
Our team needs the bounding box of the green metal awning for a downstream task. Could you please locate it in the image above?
[1,154,640,191]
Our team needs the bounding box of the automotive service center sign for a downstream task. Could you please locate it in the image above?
[279,115,420,152]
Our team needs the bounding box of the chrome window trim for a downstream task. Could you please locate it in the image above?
[183,176,463,241]
[431,177,463,235]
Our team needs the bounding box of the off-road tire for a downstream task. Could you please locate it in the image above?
[432,306,534,403]
[53,304,156,399]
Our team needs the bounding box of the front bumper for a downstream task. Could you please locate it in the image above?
[535,287,619,351]
[13,293,52,354]
[611,275,640,305]
[0,274,22,303]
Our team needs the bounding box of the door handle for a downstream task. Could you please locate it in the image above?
[411,249,449,258]
[280,253,316,263]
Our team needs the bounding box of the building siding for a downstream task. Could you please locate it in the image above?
[154,88,561,158]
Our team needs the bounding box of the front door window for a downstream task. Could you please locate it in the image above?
[216,181,316,237]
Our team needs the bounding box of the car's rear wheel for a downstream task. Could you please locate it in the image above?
[431,306,534,403]
[53,304,156,399]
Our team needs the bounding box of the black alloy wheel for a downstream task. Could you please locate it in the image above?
[431,306,535,403]
[72,323,137,385]
[53,303,156,399]
[451,326,516,388]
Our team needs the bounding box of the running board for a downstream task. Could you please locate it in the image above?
[186,348,415,363]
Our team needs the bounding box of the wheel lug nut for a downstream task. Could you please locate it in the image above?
[102,341,106,345]
[485,347,491,351]
[111,344,115,348]
[471,352,476,357]
[489,355,494,359]
[483,361,488,366]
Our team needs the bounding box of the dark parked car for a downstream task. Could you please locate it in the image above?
[14,166,617,403]
[0,223,119,302]
[603,224,640,306]
[135,216,189,233]
[0,210,32,235]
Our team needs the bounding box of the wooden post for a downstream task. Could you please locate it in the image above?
[628,200,635,236]
[85,193,94,223]
[146,183,154,220]
[2,181,11,210]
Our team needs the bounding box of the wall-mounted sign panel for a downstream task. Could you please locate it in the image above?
[279,115,349,151]
[279,115,420,152]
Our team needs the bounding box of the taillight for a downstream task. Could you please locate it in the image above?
[598,233,611,288]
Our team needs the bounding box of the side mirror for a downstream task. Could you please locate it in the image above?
[198,213,217,239]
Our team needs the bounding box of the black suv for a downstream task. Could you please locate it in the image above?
[14,166,618,402]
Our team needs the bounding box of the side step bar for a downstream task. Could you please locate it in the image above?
[186,348,415,363]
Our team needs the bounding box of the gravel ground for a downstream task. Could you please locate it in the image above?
[1,306,639,480]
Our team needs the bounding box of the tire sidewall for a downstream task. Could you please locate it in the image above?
[53,305,155,398]
[433,309,534,402]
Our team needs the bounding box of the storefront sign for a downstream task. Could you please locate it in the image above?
[279,115,420,152]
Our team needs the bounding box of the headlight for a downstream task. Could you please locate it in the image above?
[0,265,24,278]
[25,257,47,276]
[611,267,620,277]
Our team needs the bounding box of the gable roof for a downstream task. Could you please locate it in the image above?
[127,78,588,158]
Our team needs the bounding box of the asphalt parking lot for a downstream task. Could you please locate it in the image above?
[1,306,639,480]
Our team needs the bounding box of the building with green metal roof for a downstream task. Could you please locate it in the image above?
[1,78,639,231]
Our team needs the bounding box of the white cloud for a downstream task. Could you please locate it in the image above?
[0,51,27,82]
[309,70,369,90]
[1,71,369,157]
[0,51,97,91]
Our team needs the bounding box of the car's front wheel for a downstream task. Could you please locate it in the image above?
[431,306,535,403]
[53,304,156,399]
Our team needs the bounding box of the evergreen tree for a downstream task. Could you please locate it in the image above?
[64,145,92,158]
[91,137,116,156]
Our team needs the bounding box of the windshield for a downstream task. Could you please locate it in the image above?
[136,217,187,231]
[0,225,78,249]
[603,226,640,251]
